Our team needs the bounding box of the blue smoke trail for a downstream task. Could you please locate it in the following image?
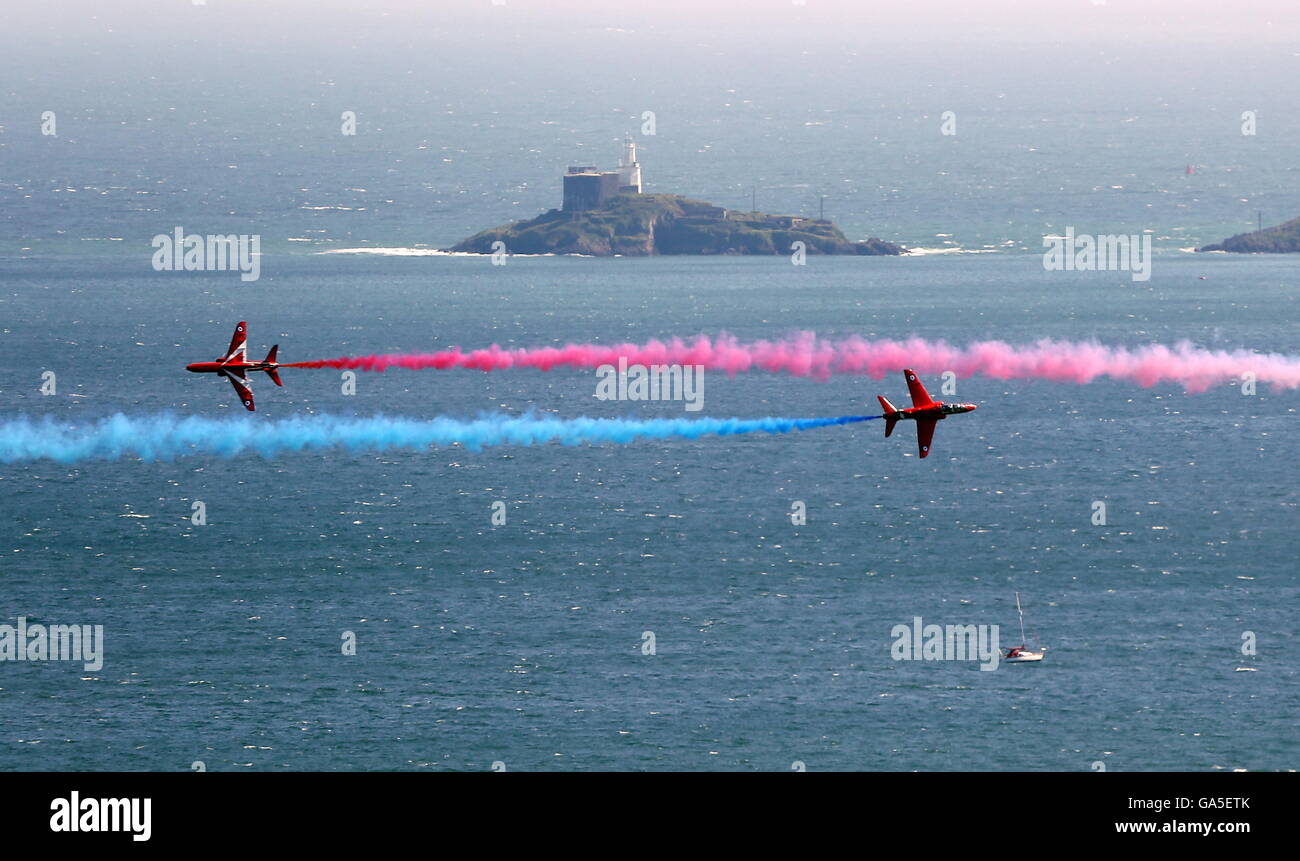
[0,413,878,463]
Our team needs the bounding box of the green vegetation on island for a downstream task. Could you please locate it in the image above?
[447,193,906,256]
[1198,216,1300,253]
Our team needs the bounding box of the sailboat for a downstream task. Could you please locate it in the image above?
[1003,592,1046,663]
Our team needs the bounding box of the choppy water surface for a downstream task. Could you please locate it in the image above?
[0,253,1294,771]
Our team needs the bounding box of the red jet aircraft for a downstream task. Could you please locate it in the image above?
[877,369,977,458]
[185,321,282,411]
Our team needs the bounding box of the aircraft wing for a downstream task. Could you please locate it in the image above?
[221,367,255,411]
[221,321,248,363]
[904,369,935,407]
[915,418,937,458]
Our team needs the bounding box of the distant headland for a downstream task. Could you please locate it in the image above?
[1198,216,1300,253]
[446,137,906,257]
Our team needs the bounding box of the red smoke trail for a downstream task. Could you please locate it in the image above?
[284,333,1300,392]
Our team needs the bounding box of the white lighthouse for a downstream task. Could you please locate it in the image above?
[617,134,642,193]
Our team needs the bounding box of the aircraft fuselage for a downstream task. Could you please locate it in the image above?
[882,402,977,422]
[186,361,275,374]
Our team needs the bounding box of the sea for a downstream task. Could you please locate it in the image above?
[0,5,1295,771]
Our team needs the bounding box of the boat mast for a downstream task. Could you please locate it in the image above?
[1015,592,1027,645]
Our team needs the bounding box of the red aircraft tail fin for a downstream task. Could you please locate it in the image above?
[878,397,899,439]
[262,345,283,385]
[878,395,898,437]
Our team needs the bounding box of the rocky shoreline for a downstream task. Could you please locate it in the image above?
[1198,216,1300,253]
[446,193,907,257]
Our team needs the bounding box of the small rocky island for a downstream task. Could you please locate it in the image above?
[449,192,905,256]
[446,137,905,257]
[1198,216,1300,253]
